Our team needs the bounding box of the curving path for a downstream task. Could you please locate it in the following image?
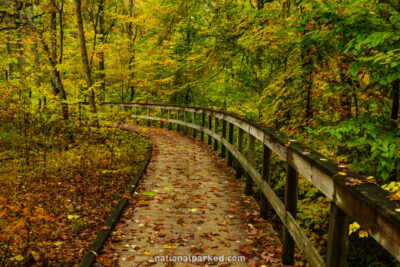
[97,123,282,266]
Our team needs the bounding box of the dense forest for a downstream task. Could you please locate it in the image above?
[1,0,400,265]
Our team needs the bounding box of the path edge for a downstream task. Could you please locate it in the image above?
[79,129,153,267]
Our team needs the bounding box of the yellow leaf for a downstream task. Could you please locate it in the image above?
[349,222,360,235]
[31,251,40,261]
[15,255,24,262]
[358,230,368,238]
[164,244,172,249]
[54,241,63,246]
[338,171,346,176]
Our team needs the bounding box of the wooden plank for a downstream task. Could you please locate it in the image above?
[334,183,400,262]
[201,113,205,141]
[177,110,181,132]
[222,115,250,136]
[192,112,196,138]
[236,128,244,179]
[227,123,234,167]
[131,115,160,121]
[285,213,325,267]
[245,135,255,195]
[204,110,224,120]
[168,109,172,130]
[260,145,271,219]
[160,108,164,128]
[208,115,212,146]
[214,117,219,151]
[221,120,227,158]
[264,131,287,160]
[184,111,188,135]
[288,150,335,199]
[248,125,264,143]
[282,165,298,265]
[327,202,349,267]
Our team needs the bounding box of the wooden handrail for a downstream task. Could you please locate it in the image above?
[102,102,400,266]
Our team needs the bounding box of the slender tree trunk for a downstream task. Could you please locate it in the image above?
[50,2,69,120]
[30,3,42,106]
[32,38,41,89]
[17,30,25,79]
[126,0,137,102]
[50,7,59,96]
[6,37,13,80]
[98,0,106,102]
[17,38,25,74]
[353,86,359,118]
[75,0,96,113]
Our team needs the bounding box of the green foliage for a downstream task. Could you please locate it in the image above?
[307,115,400,182]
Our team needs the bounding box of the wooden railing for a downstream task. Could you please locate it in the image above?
[101,102,400,266]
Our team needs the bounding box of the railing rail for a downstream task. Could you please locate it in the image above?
[101,102,400,266]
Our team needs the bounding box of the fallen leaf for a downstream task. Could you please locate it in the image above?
[138,200,149,206]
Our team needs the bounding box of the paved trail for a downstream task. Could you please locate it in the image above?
[97,124,282,266]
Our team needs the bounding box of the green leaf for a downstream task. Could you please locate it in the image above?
[142,191,157,196]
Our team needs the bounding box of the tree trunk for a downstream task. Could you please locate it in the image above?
[98,0,106,102]
[75,0,96,113]
[50,2,69,120]
[30,2,42,106]
[6,37,13,80]
[127,0,137,102]
[50,6,59,96]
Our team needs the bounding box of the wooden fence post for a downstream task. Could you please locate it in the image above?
[260,145,272,219]
[245,135,255,195]
[177,110,181,132]
[236,128,243,179]
[160,108,163,128]
[282,164,298,265]
[200,113,205,141]
[192,112,196,138]
[208,115,212,146]
[213,117,219,151]
[227,123,234,167]
[168,109,172,130]
[147,107,151,127]
[184,111,188,135]
[221,120,226,158]
[327,202,350,267]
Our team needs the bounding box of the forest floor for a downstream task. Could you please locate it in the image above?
[0,125,149,266]
[96,124,282,266]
